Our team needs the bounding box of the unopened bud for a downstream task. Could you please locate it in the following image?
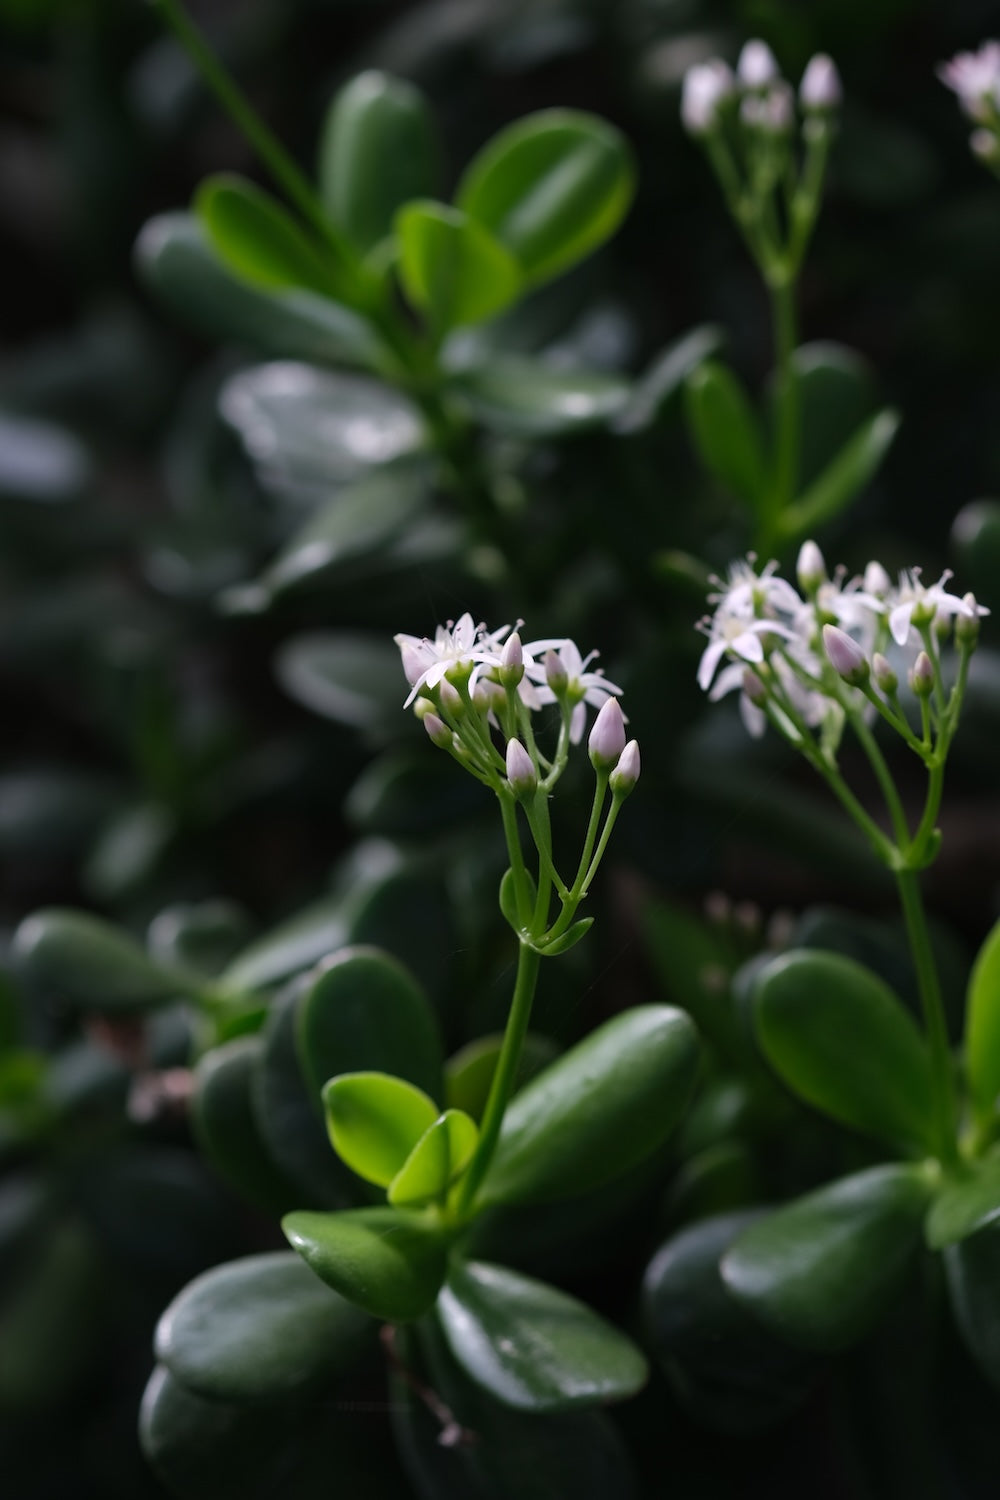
[423,713,452,749]
[499,632,524,687]
[681,59,735,135]
[872,653,898,695]
[800,54,841,112]
[589,698,627,770]
[544,649,569,694]
[413,696,436,721]
[971,128,1000,165]
[737,39,779,88]
[473,678,506,713]
[955,593,983,646]
[609,739,641,796]
[864,561,892,598]
[909,651,934,697]
[505,738,537,798]
[797,539,826,593]
[823,624,869,686]
[439,678,464,717]
[742,668,768,705]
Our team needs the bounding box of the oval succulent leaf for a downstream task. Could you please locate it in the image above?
[395,201,522,333]
[387,1108,479,1207]
[196,174,345,300]
[965,916,1000,1129]
[283,1206,448,1322]
[323,1071,439,1187]
[437,1260,648,1411]
[13,908,192,1012]
[925,1155,1000,1251]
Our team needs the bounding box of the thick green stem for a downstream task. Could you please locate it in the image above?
[455,942,542,1213]
[896,869,959,1166]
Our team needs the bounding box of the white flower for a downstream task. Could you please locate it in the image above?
[522,637,623,744]
[938,41,1000,121]
[887,569,989,647]
[707,557,802,620]
[741,81,794,133]
[697,612,797,690]
[395,613,510,706]
[800,54,842,111]
[681,59,735,135]
[737,39,779,88]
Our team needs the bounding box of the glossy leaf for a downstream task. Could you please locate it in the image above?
[196,174,343,299]
[297,946,443,1107]
[388,1109,478,1205]
[925,1155,1000,1250]
[154,1251,373,1401]
[319,71,438,254]
[13,908,191,1012]
[944,1219,1000,1390]
[778,408,900,542]
[753,949,934,1153]
[539,918,594,956]
[135,212,383,368]
[612,324,724,435]
[445,1031,558,1122]
[147,900,251,980]
[776,341,876,490]
[448,357,629,436]
[438,1260,646,1413]
[192,1038,298,1213]
[965,915,1000,1127]
[283,1206,448,1321]
[684,361,767,507]
[219,894,348,994]
[457,109,634,286]
[274,632,408,734]
[396,201,522,332]
[721,1165,932,1351]
[482,1006,699,1206]
[323,1071,439,1187]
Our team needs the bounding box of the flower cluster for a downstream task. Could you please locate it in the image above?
[697,544,987,748]
[681,40,840,139]
[939,41,1000,172]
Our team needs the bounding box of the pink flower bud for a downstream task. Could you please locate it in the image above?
[681,59,735,135]
[544,649,569,693]
[738,39,779,88]
[872,653,898,695]
[742,668,768,705]
[800,54,841,111]
[589,698,627,770]
[909,651,934,697]
[423,713,452,749]
[505,738,537,797]
[796,539,826,593]
[822,624,869,686]
[864,561,891,598]
[439,678,464,717]
[609,739,641,796]
[499,632,524,687]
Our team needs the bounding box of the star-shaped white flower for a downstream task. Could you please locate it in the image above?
[696,612,797,692]
[522,636,623,743]
[395,613,510,706]
[887,570,989,647]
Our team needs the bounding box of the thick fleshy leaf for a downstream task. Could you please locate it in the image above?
[965,916,1000,1128]
[612,324,724,435]
[925,1155,1000,1250]
[323,1071,439,1186]
[448,357,629,436]
[219,363,426,505]
[684,360,767,507]
[944,1219,1000,1390]
[388,1109,479,1205]
[192,1038,298,1212]
[318,71,438,254]
[753,949,934,1153]
[219,894,347,994]
[445,1032,558,1121]
[456,110,634,285]
[135,212,383,368]
[778,408,900,542]
[154,1251,373,1400]
[274,632,408,733]
[13,908,192,1012]
[196,173,344,299]
[396,201,522,332]
[721,1165,932,1351]
[283,1206,448,1321]
[774,341,877,491]
[642,1212,819,1432]
[0,1218,105,1408]
[296,946,442,1107]
[481,1006,699,1206]
[147,900,251,979]
[437,1260,647,1411]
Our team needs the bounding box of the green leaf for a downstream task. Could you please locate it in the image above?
[154,1251,373,1401]
[721,1165,932,1351]
[684,361,768,507]
[437,1260,647,1412]
[13,908,191,1012]
[778,408,900,542]
[396,201,522,332]
[642,1211,819,1432]
[297,946,443,1110]
[448,357,629,436]
[135,212,383,369]
[0,1218,105,1409]
[323,1071,439,1187]
[772,341,877,491]
[219,894,348,994]
[192,1038,298,1213]
[196,173,344,300]
[538,917,593,956]
[388,1109,479,1206]
[965,916,1000,1128]
[926,1155,1000,1250]
[753,949,934,1153]
[319,71,438,254]
[274,632,413,733]
[951,499,1000,606]
[445,1032,558,1122]
[283,1206,448,1321]
[482,1006,699,1206]
[944,1219,1000,1390]
[612,324,724,435]
[456,109,634,286]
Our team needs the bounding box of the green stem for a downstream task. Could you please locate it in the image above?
[895,869,959,1166]
[849,711,910,848]
[455,941,542,1213]
[498,794,532,928]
